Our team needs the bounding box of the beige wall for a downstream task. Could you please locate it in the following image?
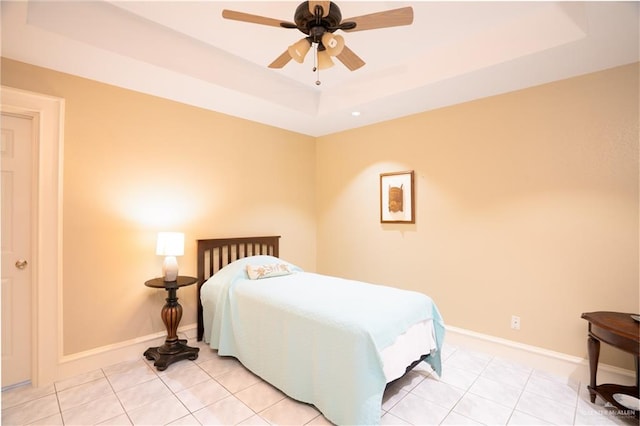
[316,63,639,369]
[2,58,638,370]
[1,58,317,355]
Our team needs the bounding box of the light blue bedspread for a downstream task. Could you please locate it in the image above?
[201,256,445,425]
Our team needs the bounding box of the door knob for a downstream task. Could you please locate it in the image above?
[15,260,28,270]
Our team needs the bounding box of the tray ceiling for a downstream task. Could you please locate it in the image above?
[2,1,638,136]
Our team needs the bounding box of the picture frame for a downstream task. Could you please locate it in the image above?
[380,170,415,223]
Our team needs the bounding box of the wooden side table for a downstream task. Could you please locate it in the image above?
[581,311,639,417]
[144,276,200,370]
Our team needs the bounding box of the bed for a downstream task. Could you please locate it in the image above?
[197,236,445,425]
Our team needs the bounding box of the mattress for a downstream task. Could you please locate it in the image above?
[382,319,436,382]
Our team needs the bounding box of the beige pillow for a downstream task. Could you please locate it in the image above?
[246,263,293,280]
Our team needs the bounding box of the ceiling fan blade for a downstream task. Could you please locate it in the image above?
[308,1,330,17]
[342,6,413,32]
[222,9,295,29]
[335,45,365,71]
[268,50,293,69]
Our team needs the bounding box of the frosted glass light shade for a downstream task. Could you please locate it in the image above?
[321,33,344,56]
[288,38,311,63]
[317,50,334,69]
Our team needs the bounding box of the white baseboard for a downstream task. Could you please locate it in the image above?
[55,323,198,383]
[445,325,636,386]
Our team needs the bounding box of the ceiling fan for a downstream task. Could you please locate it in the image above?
[222,1,413,82]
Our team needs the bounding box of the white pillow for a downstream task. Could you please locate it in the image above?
[246,263,293,280]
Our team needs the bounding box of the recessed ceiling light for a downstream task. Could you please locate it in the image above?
[351,111,361,117]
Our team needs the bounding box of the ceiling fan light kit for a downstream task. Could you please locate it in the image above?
[222,1,414,84]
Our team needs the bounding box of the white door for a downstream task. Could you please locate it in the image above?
[1,112,33,388]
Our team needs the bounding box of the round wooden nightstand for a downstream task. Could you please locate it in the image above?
[143,276,200,370]
[581,311,639,418]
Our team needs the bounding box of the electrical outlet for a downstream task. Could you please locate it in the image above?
[511,315,521,330]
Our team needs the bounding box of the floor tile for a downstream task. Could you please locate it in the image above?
[237,414,270,425]
[116,377,173,412]
[445,349,491,374]
[440,411,483,425]
[126,394,189,426]
[56,378,114,412]
[192,395,255,425]
[482,357,532,389]
[234,380,286,413]
[1,384,56,410]
[198,355,243,378]
[453,392,513,425]
[531,368,578,384]
[97,413,132,425]
[191,342,220,363]
[410,375,465,410]
[258,396,321,425]
[1,394,60,425]
[388,392,450,425]
[102,359,151,377]
[214,366,262,394]
[160,363,212,393]
[468,375,523,408]
[27,412,64,426]
[167,414,201,425]
[55,369,105,392]
[306,413,333,425]
[515,390,576,425]
[60,393,124,426]
[175,378,230,412]
[380,411,411,425]
[525,373,579,408]
[491,356,533,375]
[439,343,458,361]
[105,362,158,392]
[3,341,609,426]
[507,409,553,425]
[438,364,479,390]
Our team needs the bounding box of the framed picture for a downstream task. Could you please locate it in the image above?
[380,170,415,223]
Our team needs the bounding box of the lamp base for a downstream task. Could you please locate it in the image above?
[162,256,179,282]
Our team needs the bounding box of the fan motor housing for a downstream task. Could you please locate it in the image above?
[294,1,342,36]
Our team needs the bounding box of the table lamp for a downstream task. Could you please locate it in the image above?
[156,232,184,282]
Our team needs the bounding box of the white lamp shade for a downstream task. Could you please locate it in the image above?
[156,232,184,256]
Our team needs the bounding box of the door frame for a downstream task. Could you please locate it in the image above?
[1,86,64,387]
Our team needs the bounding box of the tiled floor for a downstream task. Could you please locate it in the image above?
[2,333,637,426]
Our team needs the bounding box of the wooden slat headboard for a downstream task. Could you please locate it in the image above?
[196,236,280,341]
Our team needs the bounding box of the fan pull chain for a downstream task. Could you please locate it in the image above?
[312,43,321,85]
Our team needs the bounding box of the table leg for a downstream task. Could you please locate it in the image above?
[636,356,640,392]
[160,287,181,350]
[587,335,600,403]
[144,286,199,370]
